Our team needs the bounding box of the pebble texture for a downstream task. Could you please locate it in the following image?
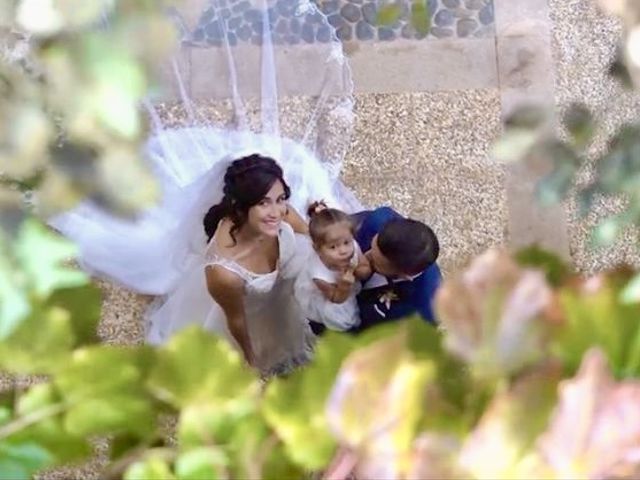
[549,0,640,274]
[341,90,506,276]
[183,0,494,46]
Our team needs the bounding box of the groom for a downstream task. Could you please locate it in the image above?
[350,206,442,332]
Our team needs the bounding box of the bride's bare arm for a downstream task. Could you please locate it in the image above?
[205,265,256,367]
[284,205,309,234]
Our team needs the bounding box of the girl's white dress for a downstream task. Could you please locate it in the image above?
[294,240,361,331]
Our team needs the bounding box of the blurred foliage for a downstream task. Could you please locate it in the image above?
[0,0,178,225]
[1,0,640,479]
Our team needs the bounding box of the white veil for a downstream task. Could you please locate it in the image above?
[49,0,361,296]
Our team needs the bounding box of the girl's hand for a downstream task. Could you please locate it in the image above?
[338,268,355,287]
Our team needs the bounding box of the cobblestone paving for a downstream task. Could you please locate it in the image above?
[183,0,494,46]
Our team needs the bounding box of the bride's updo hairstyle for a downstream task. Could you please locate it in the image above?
[203,154,291,243]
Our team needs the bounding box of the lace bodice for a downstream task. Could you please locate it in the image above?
[204,222,299,294]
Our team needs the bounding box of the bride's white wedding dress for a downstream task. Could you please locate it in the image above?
[49,0,363,374]
[147,217,313,376]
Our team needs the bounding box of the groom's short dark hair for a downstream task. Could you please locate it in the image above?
[378,218,439,275]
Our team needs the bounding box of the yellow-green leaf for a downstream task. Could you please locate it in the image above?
[0,306,75,374]
[377,3,401,25]
[147,327,257,409]
[125,457,176,480]
[411,0,430,36]
[326,329,434,478]
[175,447,228,480]
[13,219,87,298]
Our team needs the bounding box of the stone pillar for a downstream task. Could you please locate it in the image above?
[495,0,571,259]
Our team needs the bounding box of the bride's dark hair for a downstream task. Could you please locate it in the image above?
[203,154,291,243]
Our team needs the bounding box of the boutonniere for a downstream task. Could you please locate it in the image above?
[378,290,399,310]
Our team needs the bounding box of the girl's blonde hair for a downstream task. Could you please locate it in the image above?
[307,201,354,246]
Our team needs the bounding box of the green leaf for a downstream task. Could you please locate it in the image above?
[405,318,473,432]
[515,246,570,287]
[222,408,303,480]
[223,410,272,477]
[46,284,102,345]
[64,396,154,438]
[577,183,598,218]
[624,323,640,379]
[536,153,578,206]
[0,441,53,480]
[263,326,397,470]
[16,384,58,417]
[12,384,91,464]
[82,36,147,139]
[55,346,156,437]
[147,326,257,409]
[175,447,228,480]
[621,272,640,304]
[0,306,75,374]
[596,125,640,194]
[125,456,176,480]
[109,433,143,461]
[377,3,401,25]
[178,396,257,449]
[563,103,594,149]
[262,334,350,469]
[505,105,548,130]
[0,240,30,339]
[552,271,640,378]
[260,440,305,480]
[0,407,11,427]
[411,0,430,37]
[592,215,622,247]
[13,219,87,299]
[491,128,538,163]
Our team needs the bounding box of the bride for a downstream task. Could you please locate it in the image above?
[49,0,362,376]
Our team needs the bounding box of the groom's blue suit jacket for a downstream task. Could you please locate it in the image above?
[353,207,442,332]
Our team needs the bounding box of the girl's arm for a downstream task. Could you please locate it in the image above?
[313,270,355,304]
[284,205,309,235]
[205,265,256,366]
